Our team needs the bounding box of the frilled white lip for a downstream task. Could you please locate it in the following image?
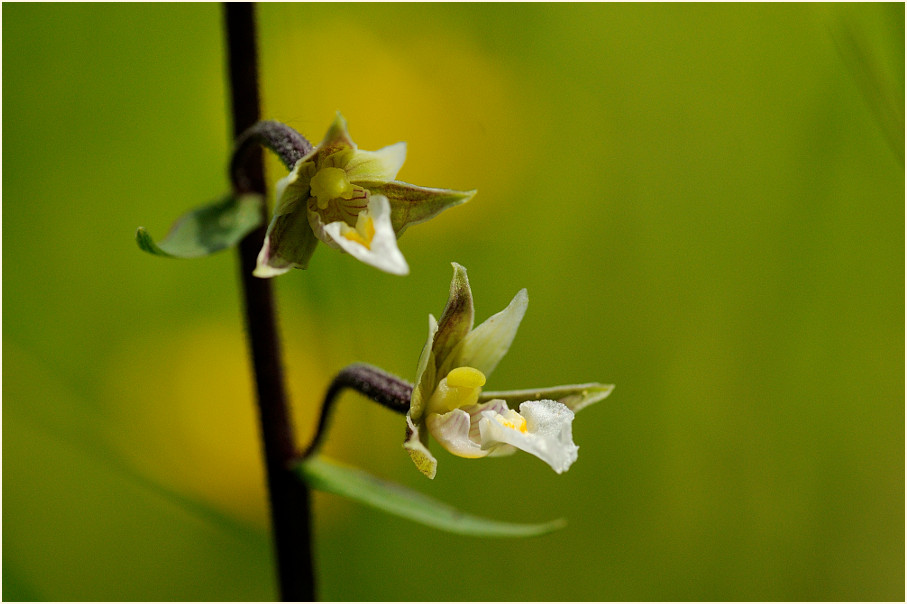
[426,398,579,473]
[322,195,409,275]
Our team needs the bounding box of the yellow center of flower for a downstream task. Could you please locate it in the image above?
[310,167,354,209]
[446,366,487,389]
[495,411,528,433]
[427,366,487,414]
[339,212,377,249]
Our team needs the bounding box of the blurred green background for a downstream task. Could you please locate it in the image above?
[4,3,903,601]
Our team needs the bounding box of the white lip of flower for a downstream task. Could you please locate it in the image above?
[424,366,579,473]
[303,145,409,275]
[323,194,408,275]
[404,263,613,479]
[253,113,475,278]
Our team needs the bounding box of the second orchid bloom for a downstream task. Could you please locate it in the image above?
[405,263,613,479]
[254,114,475,277]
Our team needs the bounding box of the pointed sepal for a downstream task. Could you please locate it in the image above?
[432,262,475,369]
[480,382,614,413]
[369,182,476,236]
[403,414,438,479]
[441,288,528,378]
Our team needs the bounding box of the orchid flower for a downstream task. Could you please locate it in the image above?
[404,263,613,479]
[254,114,475,277]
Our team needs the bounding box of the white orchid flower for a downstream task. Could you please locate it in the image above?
[255,113,475,277]
[404,263,614,478]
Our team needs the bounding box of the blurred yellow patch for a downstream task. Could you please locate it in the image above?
[103,317,333,528]
[103,308,412,530]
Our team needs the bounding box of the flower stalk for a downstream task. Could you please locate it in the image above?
[224,4,315,601]
[302,364,413,460]
[230,120,313,193]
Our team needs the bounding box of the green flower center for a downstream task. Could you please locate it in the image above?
[310,167,354,210]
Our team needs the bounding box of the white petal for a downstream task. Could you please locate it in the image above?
[463,399,510,442]
[345,142,407,183]
[426,409,489,459]
[478,400,578,473]
[484,444,519,457]
[323,195,409,275]
[442,288,528,377]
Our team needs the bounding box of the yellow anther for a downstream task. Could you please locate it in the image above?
[310,167,353,209]
[446,367,486,389]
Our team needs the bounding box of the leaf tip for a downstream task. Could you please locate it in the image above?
[135,226,165,257]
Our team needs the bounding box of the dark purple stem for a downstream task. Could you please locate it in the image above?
[224,3,315,601]
[301,364,413,460]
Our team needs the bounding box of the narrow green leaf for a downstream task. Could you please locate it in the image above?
[136,193,263,258]
[297,455,565,537]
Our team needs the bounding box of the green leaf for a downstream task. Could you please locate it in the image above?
[297,455,565,537]
[136,193,263,258]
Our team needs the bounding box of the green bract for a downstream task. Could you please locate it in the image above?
[136,193,263,259]
[405,263,614,479]
[254,113,476,277]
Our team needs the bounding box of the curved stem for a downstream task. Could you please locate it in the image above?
[224,4,315,601]
[301,364,413,460]
[231,120,314,193]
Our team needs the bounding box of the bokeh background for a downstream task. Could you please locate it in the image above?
[4,3,903,601]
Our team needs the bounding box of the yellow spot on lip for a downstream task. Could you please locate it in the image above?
[341,213,376,249]
[446,367,486,389]
[495,412,528,433]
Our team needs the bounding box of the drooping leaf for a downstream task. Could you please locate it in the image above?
[136,193,263,258]
[296,455,565,537]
